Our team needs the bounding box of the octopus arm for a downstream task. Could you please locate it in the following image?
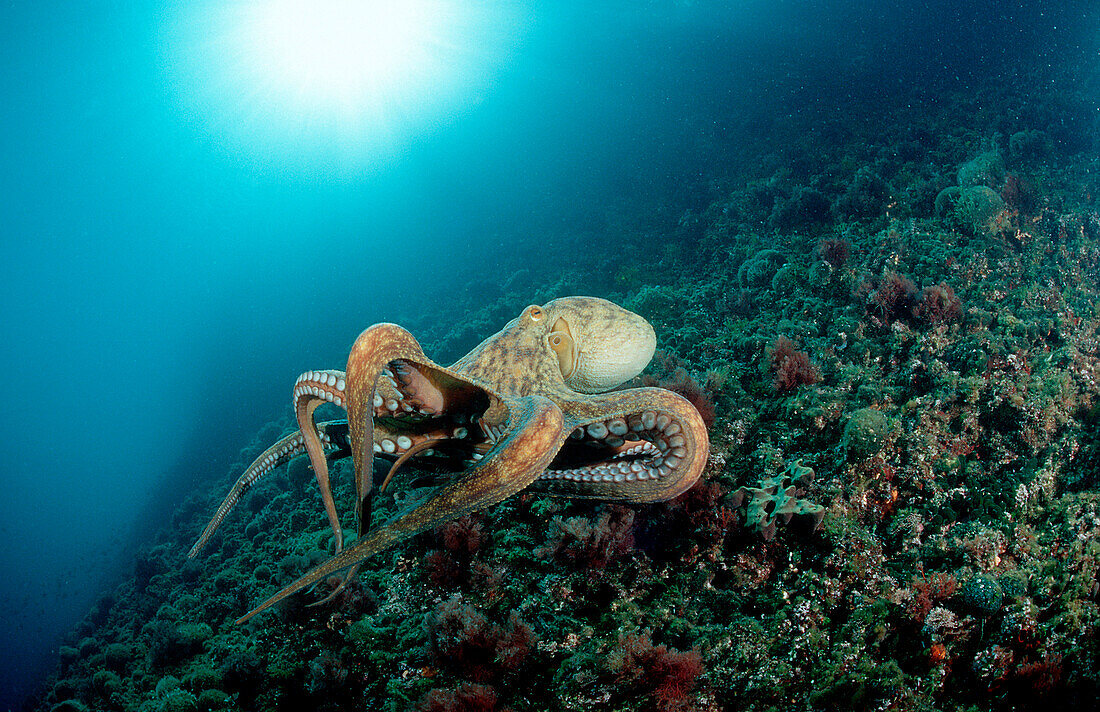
[293,370,349,551]
[188,420,349,558]
[533,388,709,503]
[344,323,438,538]
[235,394,565,623]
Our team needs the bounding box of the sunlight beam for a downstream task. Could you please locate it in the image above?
[165,0,521,173]
[239,0,439,116]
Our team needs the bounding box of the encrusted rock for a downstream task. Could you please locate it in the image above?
[954,573,1004,616]
[842,408,891,460]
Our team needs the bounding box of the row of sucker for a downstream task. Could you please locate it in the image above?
[239,427,344,504]
[479,417,506,444]
[296,368,476,463]
[294,370,347,408]
[369,366,485,463]
[372,419,473,460]
[188,425,342,557]
[370,367,432,419]
[540,410,688,484]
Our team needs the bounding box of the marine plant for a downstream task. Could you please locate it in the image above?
[912,282,962,324]
[817,237,851,270]
[764,336,820,392]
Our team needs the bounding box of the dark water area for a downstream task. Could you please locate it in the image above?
[1,0,1097,710]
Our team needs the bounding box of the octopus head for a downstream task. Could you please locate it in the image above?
[537,296,656,393]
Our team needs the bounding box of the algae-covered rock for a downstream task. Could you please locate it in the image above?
[737,249,787,290]
[937,184,1007,234]
[49,701,88,712]
[182,661,223,691]
[102,642,133,671]
[934,186,961,217]
[154,675,198,712]
[1008,129,1052,160]
[954,573,1004,616]
[957,151,1006,188]
[625,285,683,325]
[159,690,198,712]
[178,623,213,647]
[836,167,892,219]
[195,689,230,710]
[842,408,891,459]
[154,676,182,697]
[76,637,97,658]
[770,263,802,294]
[997,570,1029,601]
[58,645,79,669]
[768,186,832,230]
[957,185,1006,233]
[91,669,121,696]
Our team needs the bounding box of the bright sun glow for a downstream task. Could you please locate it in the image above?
[166,0,520,172]
[241,0,438,114]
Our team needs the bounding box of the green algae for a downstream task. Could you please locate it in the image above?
[955,574,1005,616]
[842,407,891,460]
[957,151,1006,189]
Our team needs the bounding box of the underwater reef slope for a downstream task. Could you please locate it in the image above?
[31,87,1100,712]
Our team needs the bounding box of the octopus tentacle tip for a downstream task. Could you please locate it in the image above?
[191,297,708,621]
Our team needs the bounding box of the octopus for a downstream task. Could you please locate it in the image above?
[190,297,709,623]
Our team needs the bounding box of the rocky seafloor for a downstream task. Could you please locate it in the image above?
[30,67,1100,712]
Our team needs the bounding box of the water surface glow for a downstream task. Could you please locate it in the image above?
[164,0,522,172]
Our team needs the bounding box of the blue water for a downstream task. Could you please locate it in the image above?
[0,0,1094,708]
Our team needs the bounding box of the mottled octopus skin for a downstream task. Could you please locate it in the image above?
[189,297,710,623]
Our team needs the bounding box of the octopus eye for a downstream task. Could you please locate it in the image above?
[548,321,577,379]
[526,305,545,322]
[549,301,656,393]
